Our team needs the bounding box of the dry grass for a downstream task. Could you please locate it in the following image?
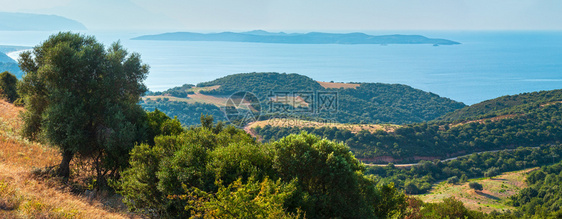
[317,81,360,89]
[247,118,398,134]
[187,93,228,106]
[143,93,228,107]
[0,99,24,137]
[449,114,520,128]
[540,100,562,107]
[0,99,133,219]
[417,168,536,213]
[142,84,226,107]
[188,85,220,93]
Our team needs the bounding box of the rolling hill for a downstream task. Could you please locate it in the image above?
[438,89,562,122]
[254,88,562,162]
[0,12,86,31]
[141,72,466,126]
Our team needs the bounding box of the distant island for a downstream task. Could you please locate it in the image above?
[0,12,86,31]
[132,30,460,45]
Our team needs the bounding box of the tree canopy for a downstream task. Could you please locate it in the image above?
[17,32,149,185]
[119,116,407,218]
[0,71,18,102]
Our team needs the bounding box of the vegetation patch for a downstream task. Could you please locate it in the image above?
[417,168,534,213]
[317,81,360,89]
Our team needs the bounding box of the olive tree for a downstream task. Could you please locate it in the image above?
[18,32,149,185]
[0,71,19,102]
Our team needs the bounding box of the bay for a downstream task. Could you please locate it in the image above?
[1,30,561,105]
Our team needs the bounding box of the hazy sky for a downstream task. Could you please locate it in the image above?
[1,0,561,31]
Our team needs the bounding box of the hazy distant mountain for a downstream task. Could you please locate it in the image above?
[0,12,86,31]
[132,30,460,45]
[0,51,24,78]
[0,45,30,78]
[0,52,14,63]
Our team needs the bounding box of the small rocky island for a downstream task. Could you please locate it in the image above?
[132,30,460,45]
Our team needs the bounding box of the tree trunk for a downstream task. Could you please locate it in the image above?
[58,150,74,178]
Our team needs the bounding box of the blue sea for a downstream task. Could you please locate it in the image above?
[1,30,561,105]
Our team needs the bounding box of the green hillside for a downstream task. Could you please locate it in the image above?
[255,90,562,161]
[198,72,325,95]
[147,72,465,126]
[439,89,562,122]
[510,161,562,216]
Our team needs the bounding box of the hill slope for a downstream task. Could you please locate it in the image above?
[417,168,534,213]
[439,89,562,122]
[0,12,86,31]
[0,100,130,218]
[254,89,562,161]
[143,72,466,126]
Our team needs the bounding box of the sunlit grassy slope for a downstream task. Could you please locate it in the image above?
[416,168,535,214]
[0,99,131,218]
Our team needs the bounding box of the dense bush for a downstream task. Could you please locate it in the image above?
[256,103,562,159]
[0,71,19,102]
[447,176,460,184]
[157,84,195,97]
[366,145,562,194]
[469,182,483,191]
[141,99,225,126]
[197,72,464,124]
[119,118,407,218]
[439,89,562,122]
[510,161,562,217]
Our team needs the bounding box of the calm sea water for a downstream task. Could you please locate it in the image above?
[1,30,561,105]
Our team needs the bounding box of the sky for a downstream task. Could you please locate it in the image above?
[1,0,562,31]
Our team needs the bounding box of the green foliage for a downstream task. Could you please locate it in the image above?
[469,182,483,191]
[17,32,149,184]
[141,72,465,126]
[447,176,460,184]
[198,72,324,97]
[196,72,464,124]
[119,120,259,217]
[208,142,275,186]
[191,177,300,219]
[510,161,562,217]
[439,89,562,122]
[147,109,172,134]
[0,71,19,102]
[145,109,184,145]
[120,124,408,218]
[485,167,500,178]
[366,145,562,194]
[141,99,225,126]
[257,102,562,159]
[153,84,195,97]
[335,83,465,124]
[461,174,468,183]
[420,197,487,219]
[272,132,381,218]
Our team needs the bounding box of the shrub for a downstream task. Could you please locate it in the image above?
[469,182,483,191]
